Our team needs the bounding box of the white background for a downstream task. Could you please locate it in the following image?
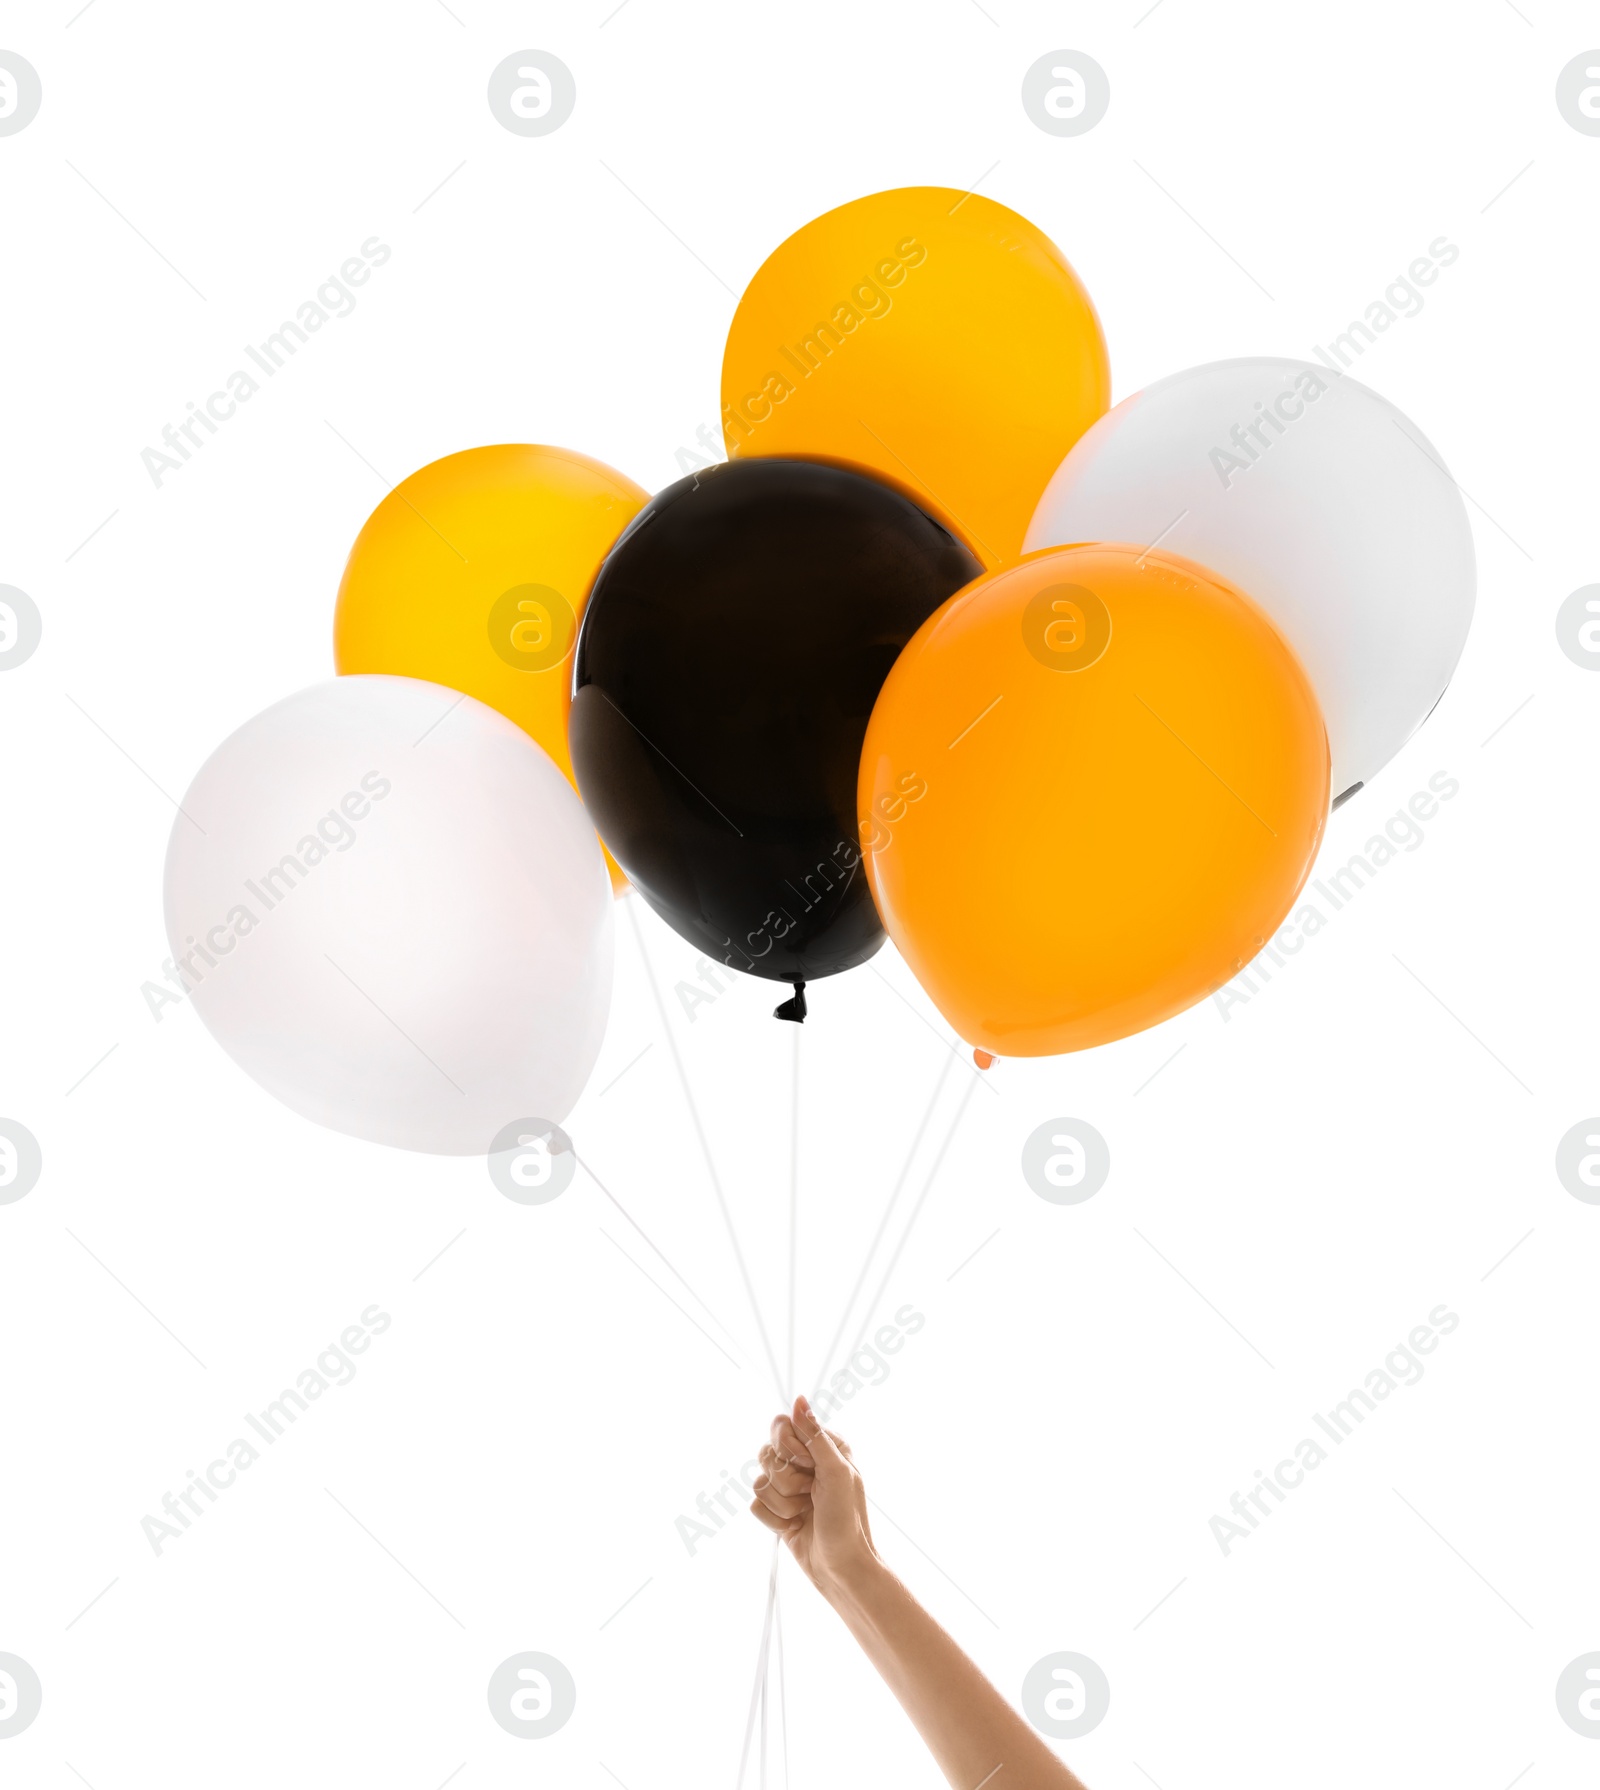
[2,2,1597,1787]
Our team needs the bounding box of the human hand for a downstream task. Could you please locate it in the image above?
[753,1405,1089,1790]
[749,1394,880,1600]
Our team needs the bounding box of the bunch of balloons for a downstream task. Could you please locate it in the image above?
[165,185,1473,1152]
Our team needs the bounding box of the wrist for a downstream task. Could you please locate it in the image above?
[817,1548,894,1624]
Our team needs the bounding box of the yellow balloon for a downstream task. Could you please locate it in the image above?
[720,187,1109,567]
[333,444,646,891]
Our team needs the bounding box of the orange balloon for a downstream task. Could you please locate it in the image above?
[720,187,1109,567]
[859,545,1329,1056]
[333,444,646,892]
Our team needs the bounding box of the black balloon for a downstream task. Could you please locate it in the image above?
[570,458,981,1002]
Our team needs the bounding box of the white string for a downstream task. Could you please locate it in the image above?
[575,1151,744,1351]
[626,900,787,1402]
[787,1021,800,1401]
[810,1053,954,1396]
[747,1016,801,1788]
[736,1542,781,1789]
[774,1572,790,1790]
[841,1075,980,1367]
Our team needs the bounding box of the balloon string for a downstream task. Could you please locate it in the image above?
[736,1541,781,1789]
[626,900,787,1403]
[809,1053,954,1397]
[786,1022,800,1399]
[774,1575,790,1790]
[841,1075,979,1369]
[574,1151,745,1354]
[753,1009,798,1790]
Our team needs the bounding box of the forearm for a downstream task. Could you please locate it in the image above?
[823,1558,1090,1790]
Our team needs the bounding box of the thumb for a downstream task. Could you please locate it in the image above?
[795,1396,850,1484]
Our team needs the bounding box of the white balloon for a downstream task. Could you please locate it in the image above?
[1024,357,1476,803]
[165,676,613,1154]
